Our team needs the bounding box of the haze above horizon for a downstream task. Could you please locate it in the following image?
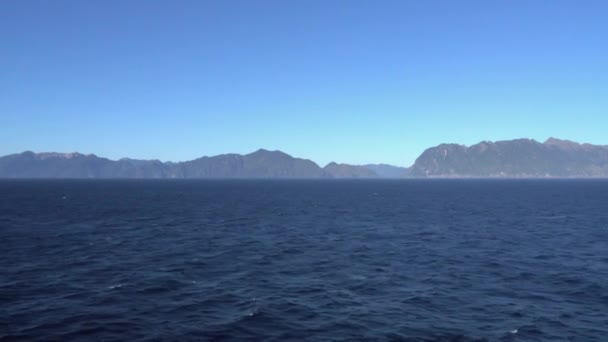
[1,1,607,166]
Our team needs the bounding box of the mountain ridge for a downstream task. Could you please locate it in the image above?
[409,138,608,177]
[2,138,608,178]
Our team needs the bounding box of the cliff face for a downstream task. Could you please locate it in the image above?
[409,138,608,177]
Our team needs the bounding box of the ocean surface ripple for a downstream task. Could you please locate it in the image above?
[2,180,608,341]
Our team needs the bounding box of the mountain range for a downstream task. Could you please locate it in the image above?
[1,138,607,178]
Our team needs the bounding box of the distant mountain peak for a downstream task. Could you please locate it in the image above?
[544,137,579,146]
[38,152,77,159]
[22,152,98,160]
[248,148,289,157]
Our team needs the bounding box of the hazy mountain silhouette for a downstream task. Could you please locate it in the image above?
[323,162,377,178]
[363,164,409,178]
[2,138,608,178]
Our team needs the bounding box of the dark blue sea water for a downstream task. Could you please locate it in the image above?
[1,180,608,341]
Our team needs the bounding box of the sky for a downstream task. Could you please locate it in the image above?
[1,1,607,167]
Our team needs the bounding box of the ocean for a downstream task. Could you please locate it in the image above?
[1,180,607,341]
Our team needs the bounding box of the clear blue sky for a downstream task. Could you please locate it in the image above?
[1,1,607,167]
